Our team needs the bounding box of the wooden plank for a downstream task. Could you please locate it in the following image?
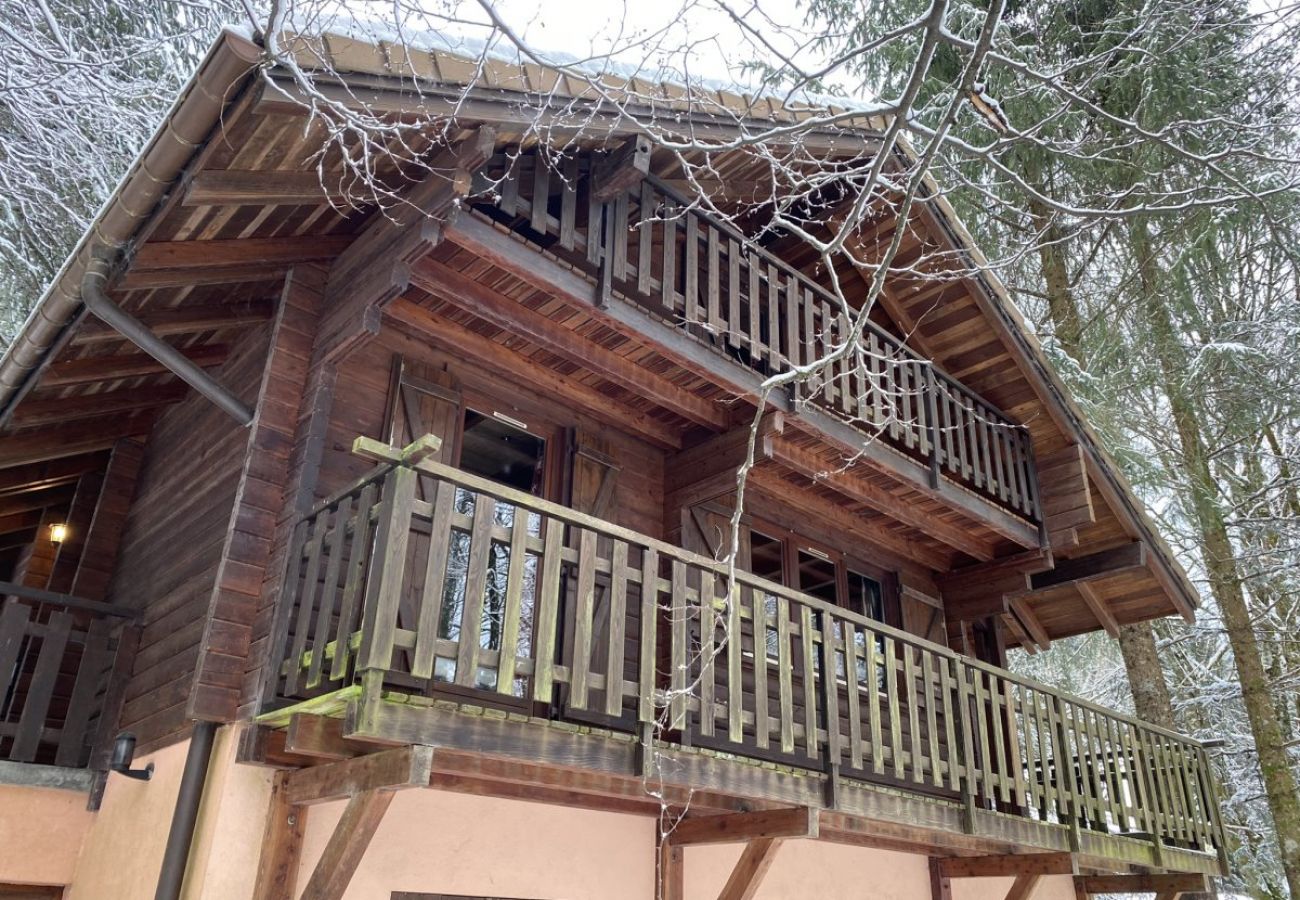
[531,517,565,703]
[670,559,688,730]
[283,745,434,806]
[776,594,794,755]
[12,610,72,761]
[939,853,1076,877]
[1076,582,1119,639]
[285,714,368,760]
[569,527,597,710]
[638,547,659,724]
[54,616,112,767]
[307,495,351,689]
[751,588,771,749]
[1074,874,1208,894]
[843,621,863,770]
[299,790,393,900]
[11,384,190,427]
[726,581,743,743]
[453,495,496,689]
[717,838,783,900]
[331,484,377,681]
[131,235,351,271]
[659,840,684,900]
[1029,543,1146,591]
[184,169,347,206]
[42,347,228,387]
[357,466,418,675]
[498,509,531,696]
[668,807,817,845]
[1005,873,1042,900]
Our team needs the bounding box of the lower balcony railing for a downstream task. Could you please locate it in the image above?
[0,584,137,769]
[268,439,1225,860]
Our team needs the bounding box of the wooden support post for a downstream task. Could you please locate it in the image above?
[930,858,953,900]
[282,745,434,806]
[658,838,684,900]
[717,838,783,900]
[1005,873,1042,900]
[252,771,306,900]
[299,789,393,900]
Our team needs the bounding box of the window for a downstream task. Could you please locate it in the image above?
[458,410,547,495]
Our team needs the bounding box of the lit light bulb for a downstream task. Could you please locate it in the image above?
[49,523,68,544]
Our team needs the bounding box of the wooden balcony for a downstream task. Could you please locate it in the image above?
[262,441,1225,875]
[470,150,1041,529]
[0,584,137,770]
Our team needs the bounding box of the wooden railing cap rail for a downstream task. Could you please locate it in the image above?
[0,580,139,619]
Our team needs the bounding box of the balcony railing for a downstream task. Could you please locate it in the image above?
[0,584,138,769]
[478,151,1041,524]
[267,442,1224,861]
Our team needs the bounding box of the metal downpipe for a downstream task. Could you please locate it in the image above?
[153,720,219,900]
[81,249,253,426]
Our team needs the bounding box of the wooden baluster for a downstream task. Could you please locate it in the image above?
[1032,690,1054,820]
[55,617,112,767]
[939,656,960,791]
[801,284,817,393]
[501,155,520,216]
[12,610,73,761]
[749,255,764,361]
[670,560,689,730]
[991,421,1010,503]
[411,481,455,681]
[765,263,781,369]
[286,510,329,696]
[612,190,630,283]
[637,182,654,297]
[843,622,863,770]
[923,366,942,488]
[973,668,994,806]
[585,164,602,267]
[567,527,597,709]
[884,636,904,779]
[865,628,884,774]
[602,540,630,716]
[819,300,837,408]
[903,645,923,782]
[923,652,942,787]
[777,594,794,754]
[559,155,578,251]
[332,483,378,682]
[819,610,842,771]
[707,227,722,332]
[531,517,565,703]
[727,581,744,744]
[531,155,550,234]
[454,495,497,690]
[498,510,532,698]
[356,466,418,679]
[752,589,771,749]
[698,573,717,738]
[661,204,677,312]
[307,495,352,689]
[684,214,700,325]
[1006,681,1027,809]
[727,238,742,348]
[637,547,659,725]
[800,603,820,760]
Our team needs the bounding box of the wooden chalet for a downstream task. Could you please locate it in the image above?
[0,26,1227,900]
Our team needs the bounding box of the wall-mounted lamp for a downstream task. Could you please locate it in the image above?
[110,732,153,781]
[48,523,68,544]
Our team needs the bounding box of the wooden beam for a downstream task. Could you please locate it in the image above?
[285,714,369,760]
[1005,873,1042,900]
[43,345,229,388]
[115,262,290,292]
[591,135,653,202]
[129,235,351,271]
[938,853,1076,878]
[75,301,274,345]
[251,771,305,900]
[299,789,392,900]
[718,838,783,900]
[408,259,727,429]
[930,858,953,900]
[663,415,783,512]
[668,807,817,846]
[382,305,684,449]
[183,169,348,207]
[764,435,995,561]
[443,211,1040,548]
[1076,582,1119,639]
[0,413,156,470]
[1008,597,1052,651]
[1030,542,1147,591]
[282,744,434,806]
[1075,874,1209,895]
[11,384,189,428]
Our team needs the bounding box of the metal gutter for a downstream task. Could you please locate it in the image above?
[0,28,263,429]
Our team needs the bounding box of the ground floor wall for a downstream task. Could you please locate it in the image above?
[0,721,1082,900]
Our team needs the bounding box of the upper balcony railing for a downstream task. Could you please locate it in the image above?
[479,152,1041,525]
[267,440,1223,862]
[0,584,137,769]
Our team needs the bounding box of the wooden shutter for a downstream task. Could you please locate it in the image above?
[385,356,462,466]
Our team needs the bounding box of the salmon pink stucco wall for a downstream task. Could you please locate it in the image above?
[297,789,658,900]
[684,841,931,899]
[951,874,1079,900]
[0,782,94,888]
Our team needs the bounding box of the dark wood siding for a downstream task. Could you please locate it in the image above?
[107,323,271,749]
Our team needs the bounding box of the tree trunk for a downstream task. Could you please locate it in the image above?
[1117,622,1176,730]
[1131,220,1300,899]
